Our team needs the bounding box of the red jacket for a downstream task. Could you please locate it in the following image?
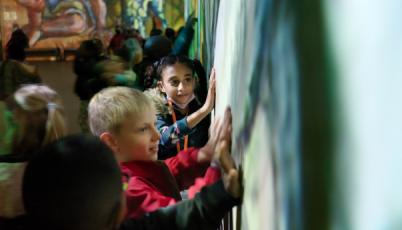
[120,147,221,219]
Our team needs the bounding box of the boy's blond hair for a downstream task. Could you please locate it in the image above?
[88,87,153,136]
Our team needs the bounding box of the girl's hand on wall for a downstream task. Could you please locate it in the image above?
[187,69,216,129]
[201,68,216,114]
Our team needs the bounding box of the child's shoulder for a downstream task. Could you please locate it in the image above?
[120,160,166,176]
[125,175,156,191]
[121,161,172,190]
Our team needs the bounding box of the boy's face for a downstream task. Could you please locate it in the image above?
[159,63,195,105]
[104,107,160,162]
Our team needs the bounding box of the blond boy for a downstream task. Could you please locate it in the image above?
[88,87,225,218]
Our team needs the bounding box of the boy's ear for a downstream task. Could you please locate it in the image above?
[99,132,119,154]
[157,81,165,93]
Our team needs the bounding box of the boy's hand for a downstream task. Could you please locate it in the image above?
[197,117,222,163]
[217,140,242,198]
[201,68,216,114]
[212,107,232,163]
[213,108,241,198]
[197,106,232,163]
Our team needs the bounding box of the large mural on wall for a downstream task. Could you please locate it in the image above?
[195,0,302,229]
[0,0,184,50]
[113,0,182,36]
[193,1,340,229]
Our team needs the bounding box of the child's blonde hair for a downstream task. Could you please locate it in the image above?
[11,84,66,154]
[88,86,153,136]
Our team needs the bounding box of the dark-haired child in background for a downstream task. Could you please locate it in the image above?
[145,55,215,160]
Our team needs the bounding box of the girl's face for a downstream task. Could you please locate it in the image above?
[159,63,195,105]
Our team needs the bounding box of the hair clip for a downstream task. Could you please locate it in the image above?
[47,102,58,110]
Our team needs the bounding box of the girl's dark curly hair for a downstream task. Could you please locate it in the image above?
[155,54,195,81]
[143,54,196,89]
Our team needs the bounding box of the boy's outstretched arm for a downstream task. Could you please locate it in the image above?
[120,180,241,230]
[188,107,241,198]
[212,107,242,198]
[165,108,230,191]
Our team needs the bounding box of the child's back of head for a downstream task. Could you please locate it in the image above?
[75,39,104,61]
[4,84,66,157]
[6,29,28,62]
[23,134,123,230]
[0,84,66,220]
[115,38,143,65]
[143,35,172,60]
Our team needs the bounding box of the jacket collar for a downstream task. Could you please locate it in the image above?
[120,160,182,200]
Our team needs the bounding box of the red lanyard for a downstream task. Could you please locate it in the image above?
[167,100,188,152]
